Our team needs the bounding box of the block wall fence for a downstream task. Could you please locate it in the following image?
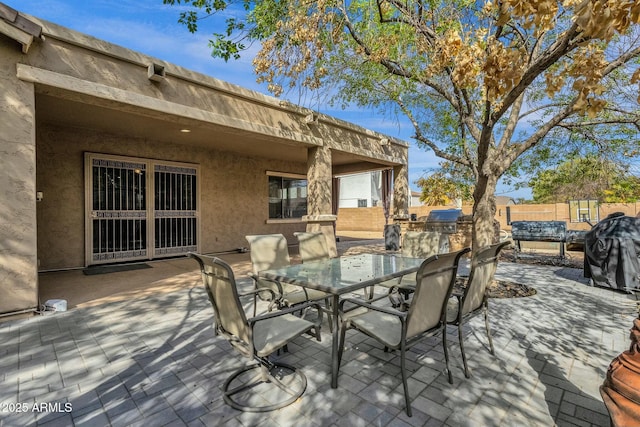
[335,203,640,233]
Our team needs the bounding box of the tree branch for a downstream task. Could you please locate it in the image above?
[518,102,572,120]
[492,22,583,124]
[383,0,437,43]
[495,52,640,176]
[497,92,525,152]
[559,117,640,130]
[395,96,472,168]
[503,103,575,171]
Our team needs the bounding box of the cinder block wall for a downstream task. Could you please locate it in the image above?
[336,202,640,233]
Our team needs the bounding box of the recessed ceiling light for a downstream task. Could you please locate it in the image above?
[180,128,191,133]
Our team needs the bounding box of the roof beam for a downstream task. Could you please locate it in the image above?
[0,3,42,53]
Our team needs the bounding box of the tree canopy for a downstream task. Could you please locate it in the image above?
[415,171,473,206]
[166,0,640,246]
[530,155,640,203]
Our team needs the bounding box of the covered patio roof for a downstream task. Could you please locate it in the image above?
[0,2,413,317]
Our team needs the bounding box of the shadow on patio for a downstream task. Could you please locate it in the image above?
[37,234,387,310]
[1,235,637,426]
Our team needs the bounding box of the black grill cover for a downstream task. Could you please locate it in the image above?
[584,213,640,292]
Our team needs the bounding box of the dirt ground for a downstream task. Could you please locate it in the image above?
[495,245,584,298]
[341,230,586,269]
[345,233,579,299]
[500,247,585,269]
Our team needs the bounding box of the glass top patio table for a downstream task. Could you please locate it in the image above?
[258,253,425,388]
[258,253,424,295]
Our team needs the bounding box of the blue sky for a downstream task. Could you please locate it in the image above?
[9,0,531,199]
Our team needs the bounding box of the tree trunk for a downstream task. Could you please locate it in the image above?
[472,173,498,251]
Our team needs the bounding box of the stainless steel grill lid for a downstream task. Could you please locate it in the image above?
[426,209,463,223]
[425,209,463,234]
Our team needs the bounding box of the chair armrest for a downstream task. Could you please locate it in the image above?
[249,273,325,303]
[248,300,322,325]
[339,297,407,318]
[248,272,285,297]
[367,293,391,304]
[238,287,277,301]
[339,296,367,313]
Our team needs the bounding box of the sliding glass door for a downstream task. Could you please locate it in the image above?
[85,154,199,265]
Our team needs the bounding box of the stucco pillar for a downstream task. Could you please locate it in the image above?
[303,145,337,257]
[393,163,410,234]
[0,59,39,315]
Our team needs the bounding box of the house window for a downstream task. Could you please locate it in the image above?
[268,175,307,219]
[357,199,368,207]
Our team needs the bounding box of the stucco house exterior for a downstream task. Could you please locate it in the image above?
[0,3,411,317]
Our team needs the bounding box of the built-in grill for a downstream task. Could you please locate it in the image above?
[424,210,466,253]
[425,209,463,234]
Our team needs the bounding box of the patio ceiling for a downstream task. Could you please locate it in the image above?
[35,92,390,173]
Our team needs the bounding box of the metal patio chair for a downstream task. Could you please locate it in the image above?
[447,241,511,378]
[246,234,329,316]
[294,231,331,263]
[375,230,443,301]
[293,231,336,331]
[338,247,470,417]
[189,253,321,412]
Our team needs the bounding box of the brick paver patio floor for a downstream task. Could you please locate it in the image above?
[1,239,637,426]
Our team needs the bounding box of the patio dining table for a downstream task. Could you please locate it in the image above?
[258,253,424,388]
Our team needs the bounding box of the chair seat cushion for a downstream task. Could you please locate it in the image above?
[350,310,402,348]
[282,289,328,306]
[253,314,315,357]
[377,273,416,289]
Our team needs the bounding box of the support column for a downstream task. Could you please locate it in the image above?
[393,163,410,235]
[303,146,337,257]
[0,61,38,316]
